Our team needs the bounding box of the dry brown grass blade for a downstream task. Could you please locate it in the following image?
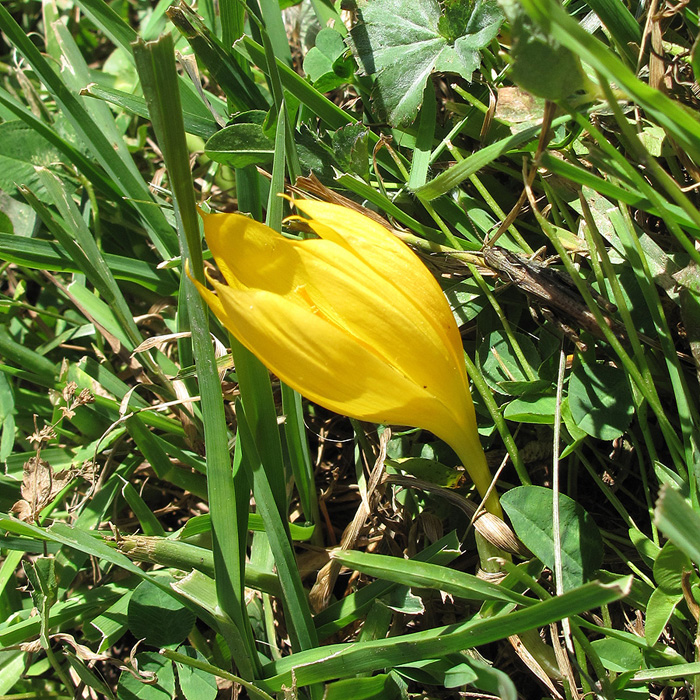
[383,474,527,556]
[309,429,390,613]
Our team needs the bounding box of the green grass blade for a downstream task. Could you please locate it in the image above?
[260,577,632,690]
[81,83,219,140]
[257,0,294,67]
[167,2,270,111]
[230,336,288,514]
[281,385,320,529]
[220,0,245,55]
[263,102,319,531]
[315,533,462,638]
[0,87,118,199]
[655,485,700,567]
[334,173,443,241]
[116,535,282,596]
[408,83,436,191]
[583,0,640,63]
[32,169,146,351]
[70,0,137,53]
[236,35,354,130]
[0,4,178,259]
[609,208,699,470]
[539,151,700,232]
[0,233,176,294]
[161,648,275,700]
[332,550,533,605]
[522,0,700,162]
[236,399,319,652]
[0,327,57,381]
[133,34,259,678]
[415,115,571,201]
[0,578,131,648]
[119,479,167,538]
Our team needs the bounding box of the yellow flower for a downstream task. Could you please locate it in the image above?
[192,199,500,516]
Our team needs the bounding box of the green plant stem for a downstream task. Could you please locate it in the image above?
[537,212,686,474]
[571,111,700,267]
[160,649,275,700]
[469,173,532,252]
[133,34,258,679]
[467,262,539,382]
[462,351,530,486]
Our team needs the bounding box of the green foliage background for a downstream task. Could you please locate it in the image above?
[1,0,700,697]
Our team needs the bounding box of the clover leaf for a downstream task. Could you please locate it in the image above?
[350,0,503,127]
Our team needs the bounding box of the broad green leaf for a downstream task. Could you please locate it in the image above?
[590,637,645,673]
[389,456,464,488]
[173,647,218,700]
[497,379,552,397]
[628,528,660,569]
[498,0,586,100]
[331,123,371,181]
[653,541,694,595]
[117,652,175,700]
[303,27,353,93]
[503,395,556,424]
[380,586,425,614]
[0,186,36,235]
[561,397,587,442]
[0,122,64,200]
[445,278,486,324]
[478,330,540,395]
[205,124,276,168]
[88,592,132,653]
[644,586,680,646]
[324,674,399,700]
[296,126,338,182]
[128,579,195,648]
[568,361,635,440]
[397,656,478,687]
[161,648,275,700]
[400,653,516,698]
[500,485,603,590]
[350,0,503,126]
[0,649,26,695]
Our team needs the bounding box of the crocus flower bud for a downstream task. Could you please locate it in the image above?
[192,199,500,516]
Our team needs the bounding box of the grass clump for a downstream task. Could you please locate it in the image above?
[1,0,700,698]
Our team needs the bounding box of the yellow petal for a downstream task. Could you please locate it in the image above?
[201,206,472,427]
[289,239,473,419]
[199,212,292,291]
[291,199,465,370]
[208,277,469,436]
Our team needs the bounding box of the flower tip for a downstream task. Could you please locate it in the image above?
[196,205,213,221]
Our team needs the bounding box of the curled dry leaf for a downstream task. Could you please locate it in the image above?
[52,633,113,663]
[62,381,78,404]
[26,423,57,447]
[19,639,43,654]
[11,456,80,523]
